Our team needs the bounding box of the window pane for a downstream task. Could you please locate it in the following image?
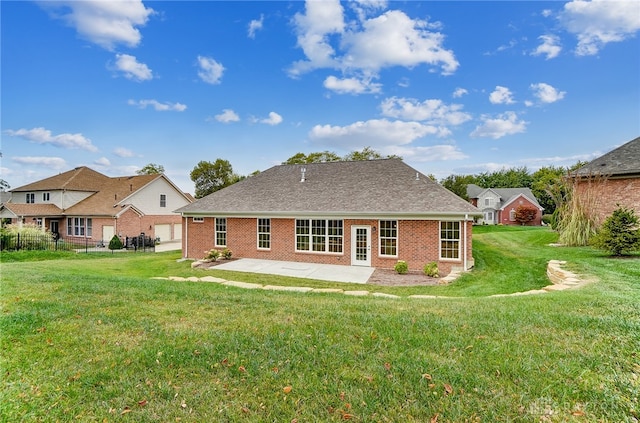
[379,220,398,256]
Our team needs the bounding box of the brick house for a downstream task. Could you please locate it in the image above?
[571,136,640,224]
[466,184,544,225]
[0,166,193,244]
[176,159,481,275]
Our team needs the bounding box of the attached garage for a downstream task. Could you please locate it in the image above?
[155,224,171,242]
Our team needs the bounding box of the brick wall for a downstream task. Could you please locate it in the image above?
[183,217,474,275]
[498,196,543,226]
[575,176,640,225]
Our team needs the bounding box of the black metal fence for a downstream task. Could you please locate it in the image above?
[0,233,156,253]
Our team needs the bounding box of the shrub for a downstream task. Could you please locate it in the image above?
[108,235,123,251]
[221,248,233,259]
[394,260,408,274]
[542,214,553,226]
[204,249,220,261]
[591,205,640,256]
[515,205,538,225]
[423,262,439,278]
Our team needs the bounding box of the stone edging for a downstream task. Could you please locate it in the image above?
[152,261,585,299]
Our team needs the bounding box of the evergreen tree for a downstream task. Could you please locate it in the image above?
[591,205,640,256]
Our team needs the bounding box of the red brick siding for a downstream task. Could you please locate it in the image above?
[575,177,640,225]
[183,217,473,275]
[498,197,542,226]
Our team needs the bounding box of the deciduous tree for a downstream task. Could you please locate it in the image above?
[136,163,165,175]
[190,159,242,198]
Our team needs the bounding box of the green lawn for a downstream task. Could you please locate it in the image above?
[1,226,638,422]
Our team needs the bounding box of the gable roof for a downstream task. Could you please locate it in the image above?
[10,166,110,192]
[467,184,543,210]
[177,159,481,218]
[6,167,192,217]
[573,136,640,177]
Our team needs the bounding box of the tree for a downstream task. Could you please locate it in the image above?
[531,166,567,215]
[190,159,241,198]
[136,163,165,175]
[591,205,640,256]
[475,166,532,189]
[283,151,341,164]
[514,205,538,225]
[440,174,477,200]
[108,234,123,252]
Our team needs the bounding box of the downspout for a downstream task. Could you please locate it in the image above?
[463,214,468,271]
[183,215,188,259]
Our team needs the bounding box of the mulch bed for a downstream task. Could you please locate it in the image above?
[199,259,440,287]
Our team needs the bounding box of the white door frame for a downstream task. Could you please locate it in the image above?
[351,225,371,267]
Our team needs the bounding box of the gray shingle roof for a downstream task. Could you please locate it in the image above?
[466,185,543,210]
[177,159,481,217]
[573,136,640,177]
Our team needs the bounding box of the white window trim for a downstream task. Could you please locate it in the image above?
[378,219,398,258]
[160,193,167,208]
[215,217,227,247]
[295,218,343,254]
[257,218,271,250]
[26,193,35,204]
[439,220,461,261]
[192,217,204,223]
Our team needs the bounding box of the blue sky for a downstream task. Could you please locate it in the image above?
[2,0,639,194]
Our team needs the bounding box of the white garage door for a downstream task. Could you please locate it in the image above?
[155,224,171,242]
[103,225,114,243]
[173,223,182,240]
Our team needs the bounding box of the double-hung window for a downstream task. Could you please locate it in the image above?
[440,221,460,260]
[26,193,35,204]
[257,218,271,249]
[215,218,227,247]
[43,192,50,202]
[160,194,167,208]
[67,217,92,237]
[296,219,342,253]
[379,220,398,257]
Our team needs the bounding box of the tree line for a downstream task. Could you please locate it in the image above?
[135,148,586,214]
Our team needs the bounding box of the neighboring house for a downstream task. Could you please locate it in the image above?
[571,136,640,224]
[0,166,192,244]
[176,159,482,275]
[466,184,544,226]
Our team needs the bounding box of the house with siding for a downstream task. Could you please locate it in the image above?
[0,166,192,244]
[176,159,482,275]
[571,136,640,224]
[466,184,544,225]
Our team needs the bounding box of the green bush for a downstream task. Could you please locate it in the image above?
[591,205,640,256]
[394,260,408,274]
[108,235,124,251]
[423,262,439,277]
[204,249,220,261]
[221,248,233,259]
[542,214,553,225]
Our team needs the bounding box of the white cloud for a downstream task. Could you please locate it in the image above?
[452,87,468,98]
[12,156,67,170]
[379,97,471,126]
[489,86,515,105]
[213,109,240,123]
[114,147,135,158]
[4,127,98,152]
[532,34,562,59]
[323,75,381,94]
[127,99,187,111]
[529,82,566,104]
[470,112,528,139]
[41,0,154,51]
[248,14,264,38]
[384,144,468,162]
[197,56,225,84]
[309,118,448,150]
[114,54,153,81]
[289,1,458,85]
[94,157,111,166]
[560,0,640,56]
[260,112,283,126]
